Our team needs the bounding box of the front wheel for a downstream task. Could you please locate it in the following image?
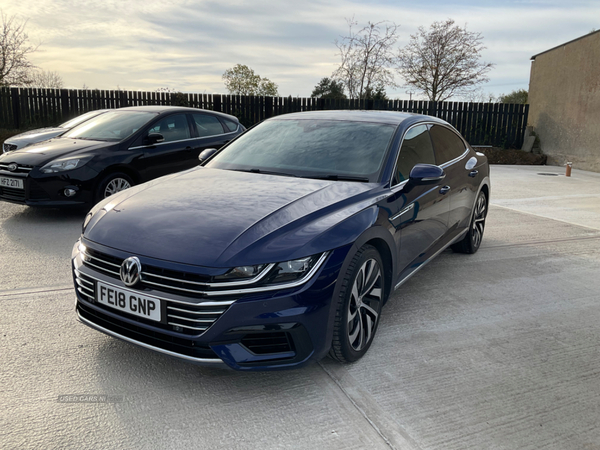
[96,172,134,202]
[329,245,385,363]
[452,190,487,254]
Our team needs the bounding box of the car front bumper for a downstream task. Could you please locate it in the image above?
[72,239,350,371]
[0,166,98,206]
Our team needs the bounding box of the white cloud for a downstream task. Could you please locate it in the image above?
[3,0,599,99]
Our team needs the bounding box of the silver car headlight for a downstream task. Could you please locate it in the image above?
[214,254,323,285]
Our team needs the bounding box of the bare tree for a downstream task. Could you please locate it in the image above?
[398,19,493,102]
[0,10,38,87]
[28,70,63,88]
[333,19,399,100]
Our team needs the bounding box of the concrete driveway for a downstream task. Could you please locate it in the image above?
[1,165,599,449]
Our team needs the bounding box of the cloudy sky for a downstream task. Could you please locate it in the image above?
[3,0,599,100]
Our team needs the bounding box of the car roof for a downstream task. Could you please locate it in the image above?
[270,110,447,126]
[116,105,239,121]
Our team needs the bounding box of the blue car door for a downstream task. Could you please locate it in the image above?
[387,124,450,282]
[429,124,474,234]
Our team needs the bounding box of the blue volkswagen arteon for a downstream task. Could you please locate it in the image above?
[72,110,490,371]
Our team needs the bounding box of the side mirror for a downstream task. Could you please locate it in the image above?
[144,133,164,146]
[198,148,218,163]
[408,164,446,185]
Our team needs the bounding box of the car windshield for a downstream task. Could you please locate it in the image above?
[61,111,155,141]
[206,119,396,181]
[59,110,106,129]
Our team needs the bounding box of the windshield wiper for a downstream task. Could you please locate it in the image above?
[303,174,370,182]
[233,168,296,177]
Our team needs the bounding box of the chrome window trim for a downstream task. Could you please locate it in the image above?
[389,123,435,187]
[77,311,224,364]
[128,129,239,151]
[389,122,469,187]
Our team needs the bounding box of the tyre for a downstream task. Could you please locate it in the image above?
[329,245,385,363]
[96,172,133,202]
[452,190,487,254]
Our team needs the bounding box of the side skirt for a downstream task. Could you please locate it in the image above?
[393,228,468,291]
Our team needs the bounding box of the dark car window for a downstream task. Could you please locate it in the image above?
[207,119,396,181]
[429,125,466,165]
[222,118,239,133]
[62,111,155,141]
[59,110,106,129]
[393,125,436,185]
[192,114,225,138]
[148,114,191,143]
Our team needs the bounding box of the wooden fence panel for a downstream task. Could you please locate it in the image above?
[0,87,529,147]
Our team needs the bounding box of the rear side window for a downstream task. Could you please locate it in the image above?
[429,125,466,165]
[193,114,225,137]
[394,125,436,184]
[222,118,239,133]
[147,114,191,143]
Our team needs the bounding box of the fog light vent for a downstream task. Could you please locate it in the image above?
[64,188,77,197]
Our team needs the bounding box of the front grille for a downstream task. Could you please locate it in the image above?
[0,186,26,201]
[0,163,33,173]
[2,143,17,153]
[241,332,294,355]
[77,302,219,360]
[74,268,230,336]
[82,247,257,297]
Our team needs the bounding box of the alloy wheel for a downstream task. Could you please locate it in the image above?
[347,258,383,351]
[472,193,487,249]
[104,177,131,198]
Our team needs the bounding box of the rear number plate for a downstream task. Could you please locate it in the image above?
[0,177,24,189]
[96,281,161,322]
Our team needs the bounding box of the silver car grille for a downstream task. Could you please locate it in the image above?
[74,269,230,334]
[80,246,276,297]
[0,162,33,173]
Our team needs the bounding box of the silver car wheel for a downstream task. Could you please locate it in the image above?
[471,193,487,249]
[347,258,383,352]
[104,177,131,198]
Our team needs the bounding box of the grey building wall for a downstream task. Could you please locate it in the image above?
[528,30,600,172]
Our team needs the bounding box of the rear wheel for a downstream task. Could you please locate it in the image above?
[330,245,385,363]
[452,190,487,254]
[96,172,133,202]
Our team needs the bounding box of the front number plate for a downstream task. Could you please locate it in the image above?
[0,176,24,189]
[96,281,161,322]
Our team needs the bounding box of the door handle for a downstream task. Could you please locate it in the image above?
[469,170,478,177]
[185,146,192,151]
[439,185,451,195]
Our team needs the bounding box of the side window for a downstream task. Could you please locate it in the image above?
[193,114,225,137]
[222,118,239,133]
[393,125,436,185]
[147,114,191,143]
[429,125,466,165]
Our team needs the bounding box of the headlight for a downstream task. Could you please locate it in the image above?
[40,156,91,173]
[268,255,322,284]
[214,264,267,281]
[213,254,323,285]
